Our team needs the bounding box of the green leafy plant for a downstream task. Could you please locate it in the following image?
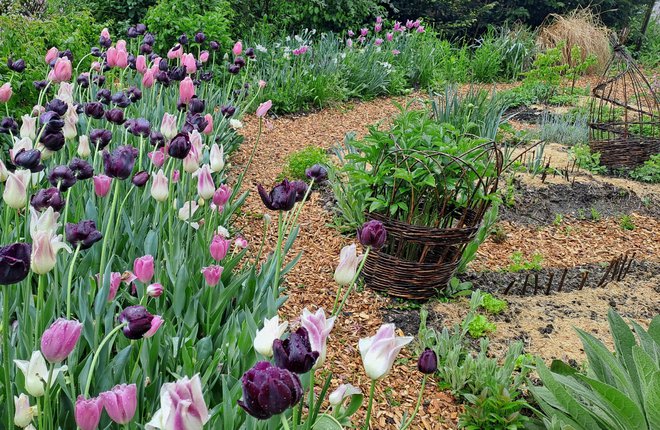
[570,143,607,173]
[459,386,530,430]
[539,111,589,146]
[281,146,330,180]
[530,309,660,430]
[620,214,636,231]
[553,213,563,226]
[504,251,543,272]
[481,293,507,314]
[590,207,602,221]
[630,154,660,183]
[467,314,497,338]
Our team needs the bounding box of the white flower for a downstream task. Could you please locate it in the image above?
[14,393,38,428]
[229,119,243,130]
[14,351,67,397]
[256,44,268,53]
[359,324,412,380]
[178,201,199,221]
[333,244,363,286]
[146,374,209,430]
[253,316,288,357]
[329,384,362,406]
[216,225,230,237]
[301,308,336,368]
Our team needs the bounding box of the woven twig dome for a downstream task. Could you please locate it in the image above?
[589,43,660,169]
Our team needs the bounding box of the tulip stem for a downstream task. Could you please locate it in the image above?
[83,323,126,397]
[272,212,284,296]
[307,370,315,430]
[363,379,377,430]
[66,244,81,319]
[399,374,428,430]
[3,287,13,430]
[333,247,370,317]
[280,414,291,430]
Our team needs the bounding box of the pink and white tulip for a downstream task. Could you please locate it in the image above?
[301,308,336,368]
[145,375,209,430]
[359,324,413,380]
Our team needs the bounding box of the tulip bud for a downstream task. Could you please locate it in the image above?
[40,318,82,362]
[20,114,37,140]
[160,112,177,140]
[100,384,137,424]
[334,244,362,286]
[75,396,103,430]
[212,184,231,208]
[418,348,438,374]
[148,149,166,167]
[202,113,213,135]
[14,351,66,397]
[147,283,163,297]
[172,169,180,183]
[182,53,197,74]
[3,171,29,209]
[142,69,155,88]
[328,384,362,407]
[195,164,215,200]
[207,143,224,173]
[359,324,413,380]
[150,169,169,202]
[201,265,223,287]
[78,135,91,157]
[357,220,387,249]
[232,41,243,56]
[209,234,230,261]
[93,175,112,197]
[238,361,302,419]
[178,76,195,105]
[0,83,12,103]
[256,100,272,118]
[14,393,37,427]
[0,243,31,285]
[133,255,154,283]
[200,50,209,62]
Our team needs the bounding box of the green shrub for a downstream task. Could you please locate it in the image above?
[460,386,530,430]
[619,214,635,231]
[504,251,543,272]
[570,143,607,174]
[144,0,233,53]
[539,110,589,148]
[481,293,507,314]
[630,154,660,183]
[85,0,156,34]
[282,146,330,180]
[530,309,660,430]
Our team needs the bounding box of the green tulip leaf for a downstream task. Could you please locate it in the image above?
[312,414,344,430]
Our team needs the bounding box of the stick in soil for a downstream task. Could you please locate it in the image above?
[503,279,516,295]
[544,272,555,295]
[620,252,636,280]
[557,268,568,292]
[533,273,539,295]
[616,253,629,280]
[578,271,589,290]
[610,256,622,281]
[596,257,616,288]
[521,273,530,296]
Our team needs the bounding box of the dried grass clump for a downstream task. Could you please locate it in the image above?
[537,8,611,73]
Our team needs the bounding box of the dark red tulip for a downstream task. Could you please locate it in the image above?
[418,348,438,374]
[238,361,303,419]
[257,180,297,211]
[118,305,154,339]
[357,220,387,249]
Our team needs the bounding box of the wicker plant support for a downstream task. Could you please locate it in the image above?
[589,41,660,168]
[361,142,503,300]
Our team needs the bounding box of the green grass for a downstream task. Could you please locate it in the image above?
[281,146,330,180]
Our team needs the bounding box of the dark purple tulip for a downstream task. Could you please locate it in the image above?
[156,71,171,86]
[125,118,150,137]
[178,33,188,45]
[139,43,153,55]
[136,23,147,35]
[40,111,64,133]
[158,58,169,71]
[234,57,246,68]
[89,129,112,150]
[111,92,131,108]
[65,220,102,250]
[69,158,94,180]
[127,86,142,102]
[48,165,77,191]
[257,180,297,212]
[143,33,155,46]
[99,35,112,49]
[357,220,387,249]
[209,40,220,51]
[245,48,255,59]
[31,188,65,212]
[228,64,241,75]
[199,71,213,82]
[188,98,205,114]
[220,105,235,117]
[90,47,102,57]
[105,108,125,125]
[45,99,68,116]
[148,53,159,62]
[103,145,138,179]
[118,305,154,339]
[127,53,136,69]
[93,75,106,86]
[0,117,18,134]
[131,171,149,187]
[149,131,165,148]
[194,32,206,43]
[418,348,438,374]
[238,361,303,419]
[167,132,191,159]
[291,180,308,202]
[14,149,43,172]
[273,328,319,374]
[127,26,138,38]
[306,164,327,181]
[59,49,73,62]
[183,112,207,133]
[96,89,111,104]
[8,58,26,73]
[40,132,65,151]
[33,80,49,91]
[76,73,90,88]
[84,102,105,119]
[168,66,186,81]
[0,243,31,285]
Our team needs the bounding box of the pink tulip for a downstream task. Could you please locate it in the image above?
[160,112,178,140]
[172,169,180,183]
[108,272,122,301]
[182,53,197,74]
[31,230,71,275]
[392,50,401,56]
[346,38,353,48]
[116,50,128,69]
[202,113,213,134]
[359,323,413,380]
[209,235,230,261]
[258,80,267,89]
[145,375,209,429]
[136,55,147,74]
[301,308,336,368]
[179,77,195,105]
[144,315,163,338]
[167,44,183,59]
[360,28,368,37]
[201,265,223,286]
[0,83,11,103]
[375,38,383,46]
[150,169,169,201]
[41,318,82,363]
[147,283,163,297]
[212,184,231,207]
[386,32,393,42]
[49,58,72,83]
[413,19,421,28]
[232,41,243,56]
[417,26,425,33]
[234,237,248,249]
[348,30,355,37]
[200,50,209,62]
[196,164,215,200]
[133,255,154,283]
[116,39,127,51]
[182,145,201,173]
[45,47,58,64]
[148,148,166,167]
[100,28,111,39]
[106,47,118,68]
[93,175,112,197]
[375,23,382,33]
[100,384,137,424]
[75,396,103,430]
[142,69,155,88]
[406,19,414,29]
[256,100,272,118]
[394,21,403,32]
[91,61,102,72]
